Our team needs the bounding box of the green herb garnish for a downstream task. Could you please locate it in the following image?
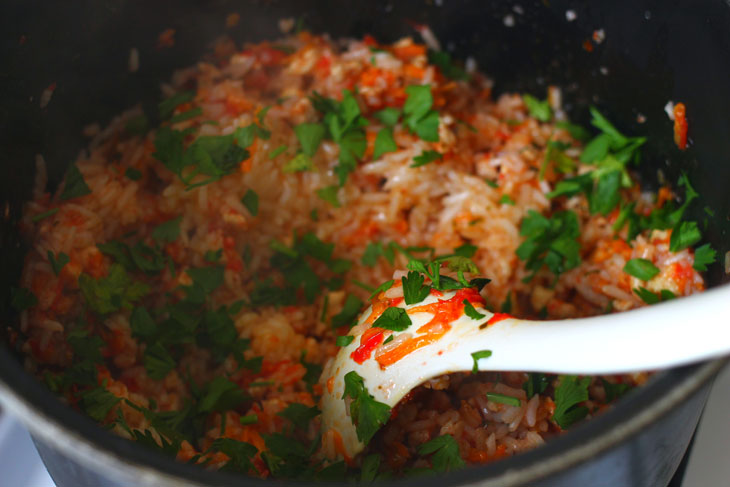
[486,392,521,407]
[470,349,492,374]
[372,307,412,331]
[342,371,391,444]
[623,258,660,281]
[462,300,485,320]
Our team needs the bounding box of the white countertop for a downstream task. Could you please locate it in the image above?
[0,364,727,487]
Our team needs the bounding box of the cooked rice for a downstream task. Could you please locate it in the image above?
[14,31,704,477]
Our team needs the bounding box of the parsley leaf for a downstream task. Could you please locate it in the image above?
[342,371,391,444]
[294,123,326,157]
[402,271,431,305]
[373,307,412,331]
[80,386,121,421]
[670,221,702,252]
[623,258,660,281]
[417,435,465,472]
[523,372,549,398]
[47,250,69,276]
[589,170,622,215]
[462,300,485,320]
[316,185,340,207]
[130,306,157,340]
[470,350,492,374]
[197,376,248,414]
[374,107,401,126]
[170,107,202,124]
[10,287,38,311]
[151,216,182,244]
[516,210,581,282]
[361,454,382,482]
[552,375,591,429]
[283,153,314,173]
[499,194,516,205]
[634,287,676,305]
[300,352,323,392]
[486,392,521,407]
[276,403,321,429]
[411,150,442,167]
[241,189,259,216]
[373,128,398,159]
[31,208,59,222]
[693,243,716,272]
[78,264,149,315]
[331,294,364,329]
[159,91,195,119]
[125,168,142,180]
[601,379,631,402]
[369,279,394,300]
[336,335,355,347]
[212,438,258,474]
[239,414,258,425]
[60,163,92,200]
[403,85,440,142]
[427,49,469,81]
[522,94,552,122]
[144,342,176,380]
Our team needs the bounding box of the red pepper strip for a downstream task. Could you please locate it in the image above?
[487,312,512,326]
[351,328,385,364]
[673,102,688,150]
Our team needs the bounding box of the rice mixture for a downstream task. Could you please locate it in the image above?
[11,31,709,479]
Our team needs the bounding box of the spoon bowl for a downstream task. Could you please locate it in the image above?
[320,279,730,461]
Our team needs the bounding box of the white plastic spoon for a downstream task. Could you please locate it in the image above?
[320,280,730,461]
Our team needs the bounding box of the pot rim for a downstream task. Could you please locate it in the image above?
[0,320,726,486]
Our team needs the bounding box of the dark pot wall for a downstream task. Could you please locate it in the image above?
[2,1,729,486]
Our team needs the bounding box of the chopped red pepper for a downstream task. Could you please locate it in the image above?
[351,327,385,364]
[673,102,688,150]
[487,312,512,326]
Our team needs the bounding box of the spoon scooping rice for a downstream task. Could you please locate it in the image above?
[320,270,730,461]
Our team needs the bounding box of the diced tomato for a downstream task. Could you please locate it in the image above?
[673,102,688,150]
[351,327,384,364]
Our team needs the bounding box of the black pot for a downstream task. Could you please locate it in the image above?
[1,1,729,486]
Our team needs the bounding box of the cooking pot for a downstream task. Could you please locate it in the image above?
[1,1,729,486]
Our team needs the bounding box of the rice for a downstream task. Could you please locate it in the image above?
[12,30,705,479]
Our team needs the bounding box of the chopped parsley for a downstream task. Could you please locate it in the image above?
[522,94,552,122]
[361,242,395,267]
[522,372,549,398]
[159,91,195,119]
[336,335,355,347]
[212,438,258,474]
[601,379,631,402]
[372,306,412,331]
[501,292,512,313]
[309,90,368,185]
[402,271,430,305]
[462,300,485,320]
[360,454,382,482]
[552,375,590,429]
[316,185,340,207]
[283,153,314,173]
[669,221,701,252]
[410,150,442,167]
[373,128,398,159]
[151,216,182,244]
[47,250,69,276]
[453,243,477,258]
[369,279,395,300]
[143,342,176,380]
[277,403,321,430]
[693,243,716,272]
[269,144,288,159]
[31,208,59,222]
[374,107,401,126]
[342,371,391,444]
[78,264,149,315]
[60,163,92,201]
[331,294,364,329]
[623,258,660,281]
[170,106,202,124]
[427,49,469,81]
[125,168,142,181]
[294,123,326,157]
[516,210,581,282]
[403,85,440,142]
[80,386,121,421]
[499,194,516,205]
[470,349,492,374]
[238,189,259,218]
[486,392,521,407]
[10,287,38,311]
[417,435,465,472]
[239,414,258,425]
[634,287,676,305]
